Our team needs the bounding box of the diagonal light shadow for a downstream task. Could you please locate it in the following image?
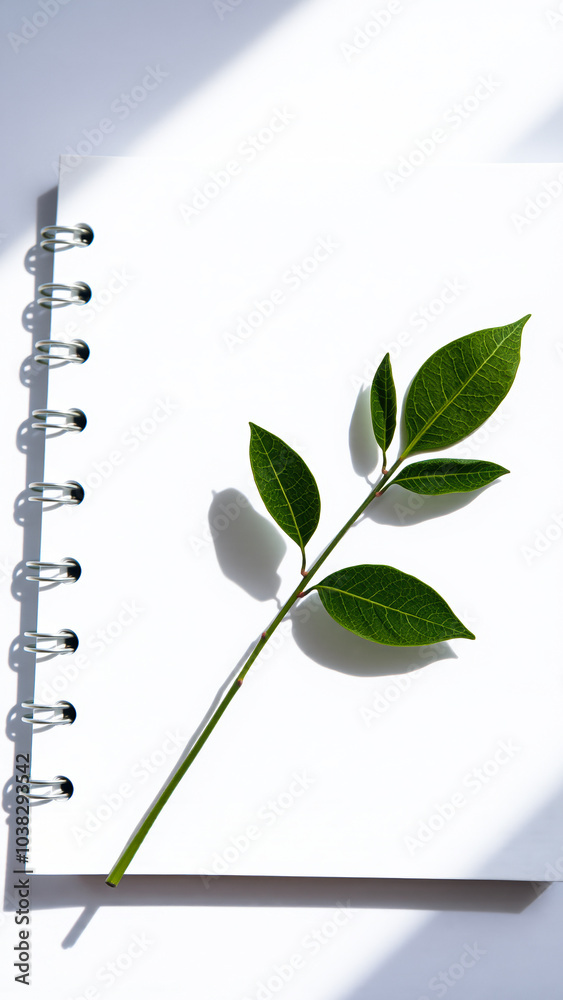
[0,0,311,256]
[339,783,563,999]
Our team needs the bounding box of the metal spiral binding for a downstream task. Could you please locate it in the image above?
[28,481,84,505]
[27,221,93,805]
[34,339,90,366]
[25,558,81,583]
[40,223,94,252]
[22,777,74,800]
[37,281,92,309]
[23,630,79,654]
[32,408,87,432]
[21,701,77,726]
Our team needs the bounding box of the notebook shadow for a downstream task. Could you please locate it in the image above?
[21,875,542,950]
[3,191,56,918]
[24,770,561,950]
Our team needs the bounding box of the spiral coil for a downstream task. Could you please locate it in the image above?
[21,777,74,800]
[34,339,90,366]
[40,223,94,252]
[23,630,79,654]
[25,221,93,801]
[32,409,87,432]
[25,558,81,583]
[37,281,92,309]
[21,701,77,726]
[28,481,85,505]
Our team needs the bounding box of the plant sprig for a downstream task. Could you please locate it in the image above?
[106,314,530,886]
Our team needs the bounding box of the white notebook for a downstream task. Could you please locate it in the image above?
[28,155,563,879]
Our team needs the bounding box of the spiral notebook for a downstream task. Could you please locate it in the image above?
[27,155,563,879]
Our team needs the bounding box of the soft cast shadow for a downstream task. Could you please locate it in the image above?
[12,875,538,950]
[362,482,499,527]
[3,190,55,931]
[0,0,310,259]
[349,387,378,480]
[346,385,503,525]
[290,593,456,677]
[26,871,536,911]
[506,101,563,161]
[341,782,563,1000]
[209,488,286,602]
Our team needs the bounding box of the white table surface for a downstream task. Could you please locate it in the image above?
[1,0,563,997]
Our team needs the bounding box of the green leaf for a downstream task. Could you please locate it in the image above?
[315,564,474,645]
[403,315,530,457]
[249,423,321,561]
[370,353,396,467]
[391,458,509,495]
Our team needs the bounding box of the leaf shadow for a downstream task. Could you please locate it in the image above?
[208,488,286,603]
[362,481,501,527]
[290,594,456,677]
[396,367,416,458]
[349,386,378,480]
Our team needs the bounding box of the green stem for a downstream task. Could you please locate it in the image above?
[106,457,403,886]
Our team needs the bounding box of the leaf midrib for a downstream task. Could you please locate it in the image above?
[382,376,393,440]
[402,325,518,457]
[257,431,304,551]
[398,465,502,484]
[373,360,395,447]
[318,584,457,631]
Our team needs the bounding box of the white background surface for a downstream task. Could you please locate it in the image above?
[2,0,563,996]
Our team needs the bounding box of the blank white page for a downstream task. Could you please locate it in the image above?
[31,156,563,878]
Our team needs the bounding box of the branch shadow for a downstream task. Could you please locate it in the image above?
[349,387,378,481]
[347,385,501,526]
[362,481,500,527]
[208,489,457,678]
[290,593,456,677]
[208,488,286,603]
